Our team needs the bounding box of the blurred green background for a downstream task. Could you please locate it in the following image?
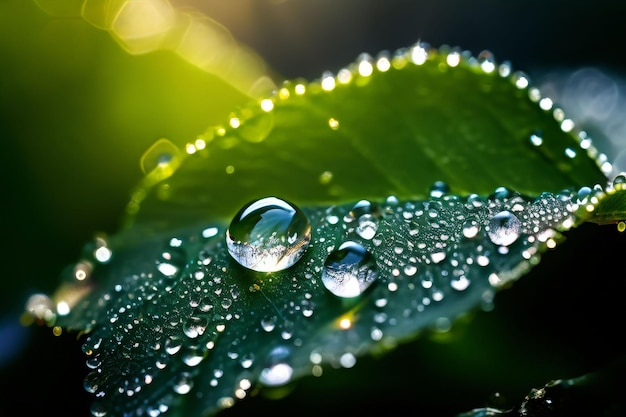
[1,1,625,416]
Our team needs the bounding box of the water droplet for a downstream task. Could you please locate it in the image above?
[462,218,481,239]
[322,241,378,298]
[173,372,194,394]
[165,336,182,355]
[259,346,293,387]
[488,211,521,246]
[182,348,205,367]
[90,401,108,417]
[355,215,378,240]
[346,200,381,240]
[429,181,450,198]
[346,200,381,221]
[477,50,496,73]
[156,241,186,279]
[498,60,512,77]
[183,316,208,339]
[240,353,255,369]
[84,371,100,394]
[339,352,357,368]
[260,315,277,332]
[226,197,311,272]
[403,264,418,276]
[576,186,593,204]
[530,131,543,146]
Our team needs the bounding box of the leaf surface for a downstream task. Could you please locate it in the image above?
[43,44,625,417]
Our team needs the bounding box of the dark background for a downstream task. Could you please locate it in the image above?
[1,1,625,416]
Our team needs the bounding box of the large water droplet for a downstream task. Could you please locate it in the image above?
[322,241,378,298]
[488,210,521,246]
[226,197,311,272]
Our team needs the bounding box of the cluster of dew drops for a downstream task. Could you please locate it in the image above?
[24,41,626,417]
[52,181,623,417]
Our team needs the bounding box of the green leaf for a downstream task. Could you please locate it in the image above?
[35,43,626,417]
[121,45,612,236]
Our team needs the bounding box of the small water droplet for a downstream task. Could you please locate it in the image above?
[488,211,521,246]
[450,275,470,291]
[226,197,311,272]
[240,353,255,369]
[182,348,205,367]
[403,264,418,276]
[530,130,543,146]
[355,214,378,240]
[84,371,100,394]
[462,218,481,239]
[173,372,194,394]
[165,336,182,355]
[576,186,593,204]
[90,401,108,417]
[156,241,186,279]
[183,316,208,339]
[429,181,450,198]
[612,173,626,189]
[339,352,357,368]
[346,200,381,222]
[260,315,277,332]
[259,346,293,387]
[477,50,496,73]
[322,241,378,298]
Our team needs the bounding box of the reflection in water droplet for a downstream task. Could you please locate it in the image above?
[322,241,378,298]
[488,211,521,246]
[226,197,311,272]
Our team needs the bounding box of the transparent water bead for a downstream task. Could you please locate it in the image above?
[346,200,381,240]
[156,240,186,279]
[322,241,379,298]
[259,346,293,387]
[488,210,522,246]
[226,197,311,272]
